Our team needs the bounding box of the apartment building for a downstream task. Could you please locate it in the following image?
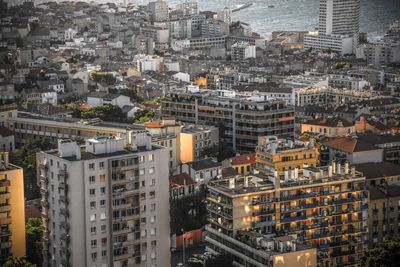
[231,42,256,61]
[144,119,182,174]
[161,89,295,153]
[37,133,170,267]
[180,124,219,163]
[206,163,368,267]
[368,185,400,248]
[301,117,355,138]
[294,87,373,108]
[256,136,319,175]
[0,152,26,263]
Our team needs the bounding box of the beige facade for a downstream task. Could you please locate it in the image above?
[0,152,26,263]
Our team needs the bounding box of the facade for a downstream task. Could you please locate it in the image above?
[148,0,169,22]
[301,117,355,137]
[231,42,256,61]
[170,172,196,200]
[294,86,373,108]
[182,158,222,184]
[256,136,319,175]
[368,185,400,248]
[0,126,15,152]
[206,163,369,267]
[37,134,170,267]
[320,136,383,165]
[328,75,369,90]
[0,152,26,263]
[161,89,295,153]
[87,92,132,109]
[180,124,219,163]
[144,119,182,174]
[201,19,229,37]
[223,153,256,175]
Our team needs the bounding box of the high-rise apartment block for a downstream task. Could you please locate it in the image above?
[161,89,295,153]
[37,133,170,267]
[148,0,169,22]
[304,0,360,55]
[206,162,368,266]
[0,152,26,263]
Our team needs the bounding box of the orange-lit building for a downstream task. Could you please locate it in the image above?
[0,152,26,262]
[223,153,256,175]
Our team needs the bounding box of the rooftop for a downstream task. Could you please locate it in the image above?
[322,136,381,153]
[190,158,222,171]
[303,116,353,128]
[354,162,400,179]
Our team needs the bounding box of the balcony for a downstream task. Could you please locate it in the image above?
[0,217,12,225]
[252,220,276,228]
[0,191,11,199]
[280,192,316,201]
[252,209,275,216]
[0,179,10,187]
[0,241,12,249]
[0,204,11,213]
[280,215,307,223]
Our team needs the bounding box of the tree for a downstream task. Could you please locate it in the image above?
[205,254,233,267]
[361,239,400,267]
[10,139,56,200]
[3,257,36,267]
[26,218,43,266]
[170,187,207,235]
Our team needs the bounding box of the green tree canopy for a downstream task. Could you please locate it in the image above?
[3,257,36,267]
[361,239,400,267]
[26,218,43,266]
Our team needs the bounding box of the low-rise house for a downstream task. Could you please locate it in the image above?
[37,79,65,93]
[23,88,57,106]
[355,117,392,135]
[0,126,15,152]
[87,92,132,108]
[170,172,196,200]
[301,116,354,137]
[320,136,384,164]
[181,158,222,184]
[223,153,256,175]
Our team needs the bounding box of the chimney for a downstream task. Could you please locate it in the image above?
[290,169,295,180]
[4,152,9,168]
[332,161,336,174]
[337,163,341,175]
[244,176,248,187]
[294,168,299,180]
[229,178,235,189]
[351,166,356,176]
[344,162,349,174]
[328,165,333,177]
[284,170,289,181]
[319,169,324,179]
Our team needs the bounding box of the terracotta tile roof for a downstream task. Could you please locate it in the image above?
[303,117,353,128]
[228,153,256,166]
[170,173,195,188]
[322,136,380,153]
[354,162,400,179]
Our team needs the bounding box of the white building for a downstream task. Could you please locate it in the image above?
[135,54,164,73]
[357,42,400,67]
[181,158,222,184]
[328,74,370,90]
[216,7,232,25]
[304,0,360,54]
[231,42,256,61]
[37,134,171,267]
[176,0,198,16]
[87,92,132,108]
[201,19,229,37]
[64,28,78,41]
[148,0,169,22]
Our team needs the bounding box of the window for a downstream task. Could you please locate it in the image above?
[90,201,96,209]
[101,237,107,246]
[100,200,106,207]
[150,203,156,211]
[90,214,96,222]
[102,250,107,257]
[89,176,95,183]
[90,189,96,196]
[140,168,145,175]
[150,191,155,199]
[149,154,154,161]
[101,225,106,233]
[99,162,105,169]
[99,175,106,182]
[90,227,96,234]
[91,240,97,248]
[89,163,95,170]
[100,187,106,194]
[91,252,97,261]
[139,155,145,163]
[149,167,155,174]
[150,179,155,187]
[100,212,106,220]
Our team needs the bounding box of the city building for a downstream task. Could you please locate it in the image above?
[304,0,360,54]
[180,124,219,163]
[301,117,355,137]
[201,19,229,37]
[354,162,400,187]
[215,7,232,25]
[368,185,400,247]
[87,92,132,109]
[356,134,400,165]
[0,152,26,263]
[144,119,182,174]
[161,89,295,153]
[170,172,196,200]
[320,136,383,165]
[223,153,256,175]
[0,126,14,152]
[181,158,222,184]
[256,136,319,175]
[231,42,256,61]
[206,162,369,267]
[328,75,370,90]
[148,0,169,22]
[37,134,170,267]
